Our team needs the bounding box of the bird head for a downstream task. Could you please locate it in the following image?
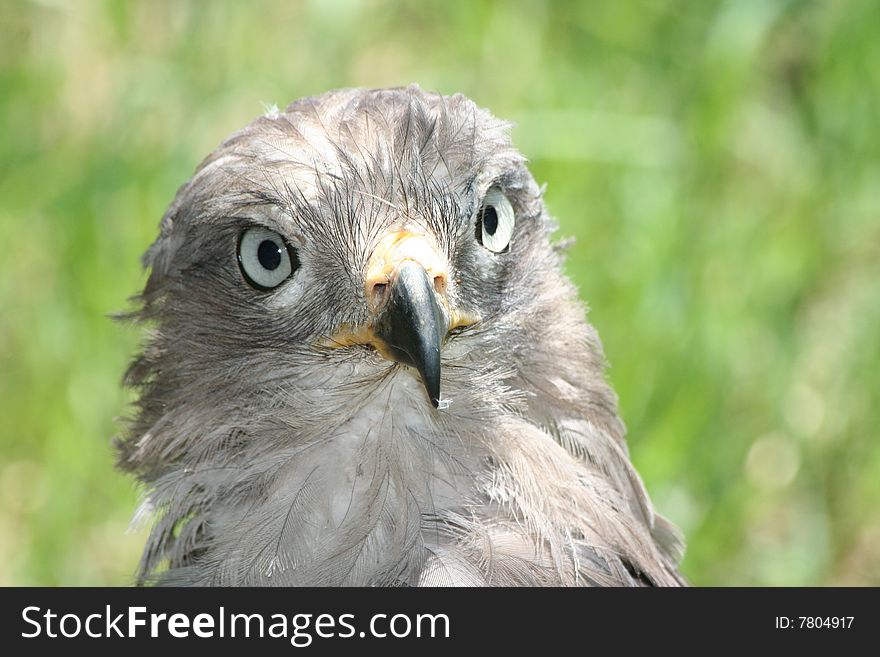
[129,86,564,422]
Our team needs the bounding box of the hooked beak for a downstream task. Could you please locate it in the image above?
[324,231,478,408]
[372,260,444,407]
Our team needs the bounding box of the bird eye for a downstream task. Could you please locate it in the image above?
[476,188,514,253]
[237,227,299,290]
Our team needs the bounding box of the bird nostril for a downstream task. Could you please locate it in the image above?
[433,275,447,295]
[370,282,388,306]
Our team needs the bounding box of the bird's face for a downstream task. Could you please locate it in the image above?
[135,87,561,424]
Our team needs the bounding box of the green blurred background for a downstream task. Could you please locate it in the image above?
[1,0,879,586]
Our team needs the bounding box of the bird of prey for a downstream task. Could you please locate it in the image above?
[118,85,685,586]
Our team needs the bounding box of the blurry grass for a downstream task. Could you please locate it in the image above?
[1,0,878,585]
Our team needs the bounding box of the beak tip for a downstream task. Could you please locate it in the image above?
[421,365,441,409]
[428,382,441,408]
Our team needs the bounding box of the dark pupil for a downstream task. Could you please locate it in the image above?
[257,239,282,270]
[482,206,498,236]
